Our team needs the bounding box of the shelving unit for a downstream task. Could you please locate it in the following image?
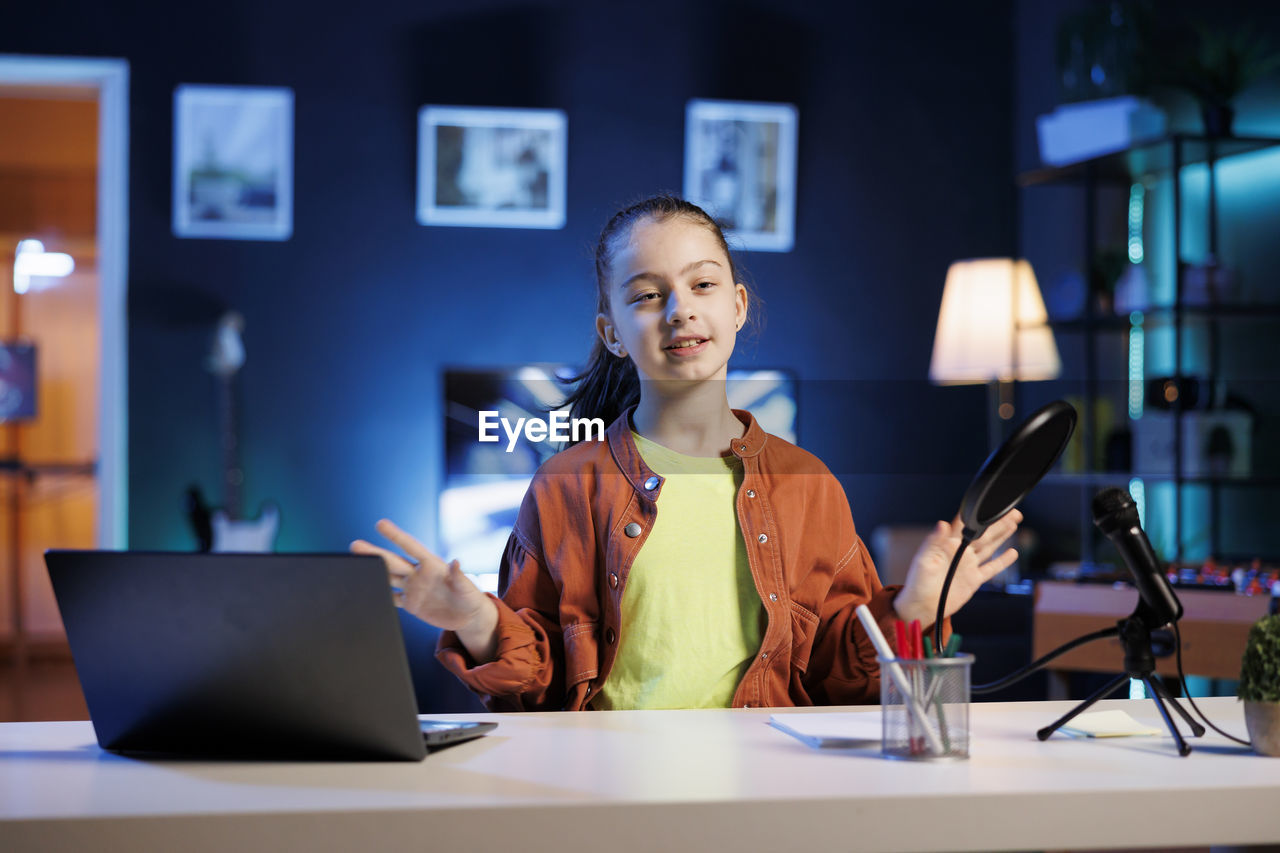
[1018,134,1280,566]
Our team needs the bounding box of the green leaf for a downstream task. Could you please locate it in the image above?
[1240,614,1280,703]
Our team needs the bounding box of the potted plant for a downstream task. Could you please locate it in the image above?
[1240,613,1280,756]
[1140,17,1280,137]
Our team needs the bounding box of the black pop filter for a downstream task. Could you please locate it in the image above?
[958,399,1077,539]
[934,400,1077,651]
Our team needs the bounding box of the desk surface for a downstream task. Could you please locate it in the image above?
[2,698,1278,852]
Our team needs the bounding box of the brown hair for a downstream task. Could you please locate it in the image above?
[560,194,760,434]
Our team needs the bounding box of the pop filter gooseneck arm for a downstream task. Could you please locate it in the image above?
[933,535,975,654]
[932,400,1078,652]
[972,625,1119,695]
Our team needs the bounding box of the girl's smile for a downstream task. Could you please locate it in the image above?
[664,335,709,356]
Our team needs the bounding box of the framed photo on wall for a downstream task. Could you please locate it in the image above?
[684,99,798,252]
[418,106,567,229]
[172,85,293,240]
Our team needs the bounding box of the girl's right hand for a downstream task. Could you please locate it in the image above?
[349,519,499,661]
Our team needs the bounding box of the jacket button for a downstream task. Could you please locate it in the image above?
[609,572,619,589]
[606,627,616,645]
[746,489,756,498]
[625,522,642,538]
[758,533,768,544]
[769,593,778,602]
[644,476,660,490]
[761,652,769,660]
[738,445,747,453]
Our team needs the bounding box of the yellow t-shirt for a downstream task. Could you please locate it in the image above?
[592,432,765,710]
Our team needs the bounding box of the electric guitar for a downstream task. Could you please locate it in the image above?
[185,311,279,552]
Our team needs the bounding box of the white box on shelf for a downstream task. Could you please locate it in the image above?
[1132,411,1253,479]
[1036,96,1167,167]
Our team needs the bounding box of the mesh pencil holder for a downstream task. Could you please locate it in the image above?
[877,653,973,761]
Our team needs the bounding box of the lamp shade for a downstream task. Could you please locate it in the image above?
[929,258,1061,385]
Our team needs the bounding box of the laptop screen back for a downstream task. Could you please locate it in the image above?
[44,551,427,760]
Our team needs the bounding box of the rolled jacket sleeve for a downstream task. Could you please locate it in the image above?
[799,479,951,706]
[801,537,894,704]
[435,497,568,712]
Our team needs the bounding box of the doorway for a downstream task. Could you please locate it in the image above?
[0,55,127,720]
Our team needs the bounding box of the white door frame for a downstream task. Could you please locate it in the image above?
[0,54,129,548]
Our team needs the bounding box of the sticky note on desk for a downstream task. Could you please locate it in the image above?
[1059,710,1162,738]
[768,712,882,748]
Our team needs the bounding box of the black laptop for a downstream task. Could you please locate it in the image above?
[44,550,495,761]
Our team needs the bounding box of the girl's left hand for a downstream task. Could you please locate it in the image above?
[892,509,1023,626]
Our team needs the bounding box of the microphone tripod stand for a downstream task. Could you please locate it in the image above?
[1035,603,1205,756]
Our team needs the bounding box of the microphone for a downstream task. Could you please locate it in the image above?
[1091,487,1183,628]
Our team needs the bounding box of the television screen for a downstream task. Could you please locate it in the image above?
[441,366,797,588]
[0,342,37,422]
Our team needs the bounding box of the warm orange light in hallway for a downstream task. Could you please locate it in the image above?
[0,90,100,722]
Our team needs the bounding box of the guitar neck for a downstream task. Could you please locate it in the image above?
[218,373,242,520]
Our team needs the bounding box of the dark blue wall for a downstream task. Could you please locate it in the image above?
[3,0,1015,554]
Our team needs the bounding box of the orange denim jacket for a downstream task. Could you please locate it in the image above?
[436,407,911,711]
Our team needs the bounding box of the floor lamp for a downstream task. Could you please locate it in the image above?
[929,258,1062,452]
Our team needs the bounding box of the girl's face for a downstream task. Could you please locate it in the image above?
[597,217,748,385]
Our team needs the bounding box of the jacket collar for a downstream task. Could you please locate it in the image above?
[605,406,769,499]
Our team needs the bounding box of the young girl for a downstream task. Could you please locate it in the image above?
[351,195,1021,711]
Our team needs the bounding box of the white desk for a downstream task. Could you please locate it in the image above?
[2,698,1278,852]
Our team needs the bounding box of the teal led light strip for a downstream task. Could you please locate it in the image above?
[1128,183,1145,263]
[1128,312,1144,420]
[1129,477,1146,529]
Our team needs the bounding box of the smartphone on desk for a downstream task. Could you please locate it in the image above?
[418,719,498,749]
